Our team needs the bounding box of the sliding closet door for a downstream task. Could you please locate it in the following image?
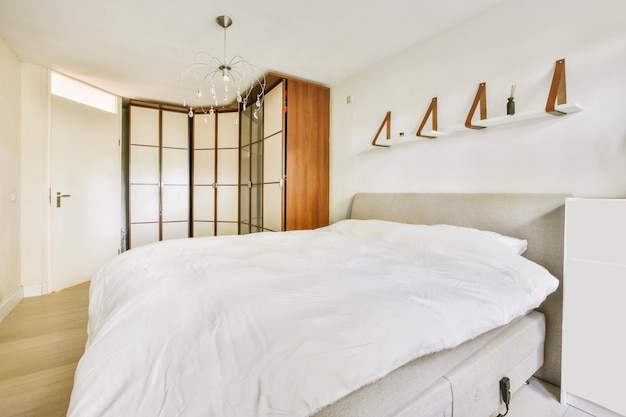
[250,116,263,232]
[161,110,190,240]
[129,106,160,247]
[216,111,239,235]
[262,82,284,232]
[238,81,284,233]
[240,100,264,234]
[128,104,190,248]
[193,113,216,237]
[239,108,251,234]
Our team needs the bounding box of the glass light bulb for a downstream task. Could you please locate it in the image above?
[253,110,258,120]
[256,98,261,108]
[209,107,215,115]
[188,108,194,118]
[197,89,202,98]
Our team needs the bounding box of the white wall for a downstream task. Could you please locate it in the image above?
[21,64,50,295]
[0,35,22,317]
[329,0,626,221]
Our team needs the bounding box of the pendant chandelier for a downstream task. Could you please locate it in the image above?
[181,15,266,119]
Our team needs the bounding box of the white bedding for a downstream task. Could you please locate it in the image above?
[67,220,558,417]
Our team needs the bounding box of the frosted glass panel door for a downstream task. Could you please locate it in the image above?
[263,132,283,231]
[128,105,189,247]
[193,114,216,237]
[216,112,239,235]
[251,142,262,229]
[129,106,160,247]
[264,82,283,137]
[262,82,284,231]
[239,103,264,234]
[161,110,189,240]
[239,108,251,234]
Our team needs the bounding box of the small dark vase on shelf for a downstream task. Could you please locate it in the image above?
[507,85,516,115]
[507,97,515,115]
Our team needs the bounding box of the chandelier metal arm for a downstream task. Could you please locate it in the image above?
[181,15,266,118]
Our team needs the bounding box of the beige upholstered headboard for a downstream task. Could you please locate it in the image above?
[349,193,567,387]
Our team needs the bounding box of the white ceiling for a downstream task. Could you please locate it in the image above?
[0,0,508,106]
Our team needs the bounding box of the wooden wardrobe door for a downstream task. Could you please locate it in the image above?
[285,79,330,230]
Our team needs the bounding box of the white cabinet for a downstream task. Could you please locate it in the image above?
[562,198,626,417]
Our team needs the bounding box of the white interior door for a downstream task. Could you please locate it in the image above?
[50,95,121,291]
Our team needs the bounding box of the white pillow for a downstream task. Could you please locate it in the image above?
[319,219,528,256]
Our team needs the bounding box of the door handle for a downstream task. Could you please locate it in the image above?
[56,192,72,208]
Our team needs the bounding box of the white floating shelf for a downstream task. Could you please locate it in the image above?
[446,103,584,131]
[369,101,584,149]
[369,60,583,149]
[553,103,584,114]
[371,137,422,148]
[368,131,444,148]
[419,130,447,138]
[472,103,584,128]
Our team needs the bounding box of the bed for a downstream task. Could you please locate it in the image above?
[67,193,567,417]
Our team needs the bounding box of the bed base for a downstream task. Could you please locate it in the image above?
[313,312,546,417]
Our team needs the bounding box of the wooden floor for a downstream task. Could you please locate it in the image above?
[0,282,89,417]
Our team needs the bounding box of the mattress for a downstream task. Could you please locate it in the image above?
[313,311,546,417]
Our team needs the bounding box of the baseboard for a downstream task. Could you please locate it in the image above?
[23,283,48,298]
[564,391,625,417]
[0,286,24,322]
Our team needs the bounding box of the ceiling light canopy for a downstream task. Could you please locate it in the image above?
[181,15,266,118]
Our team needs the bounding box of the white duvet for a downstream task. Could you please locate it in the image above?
[67,220,558,417]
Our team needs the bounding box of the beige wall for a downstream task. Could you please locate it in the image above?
[0,35,22,315]
[329,0,626,220]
